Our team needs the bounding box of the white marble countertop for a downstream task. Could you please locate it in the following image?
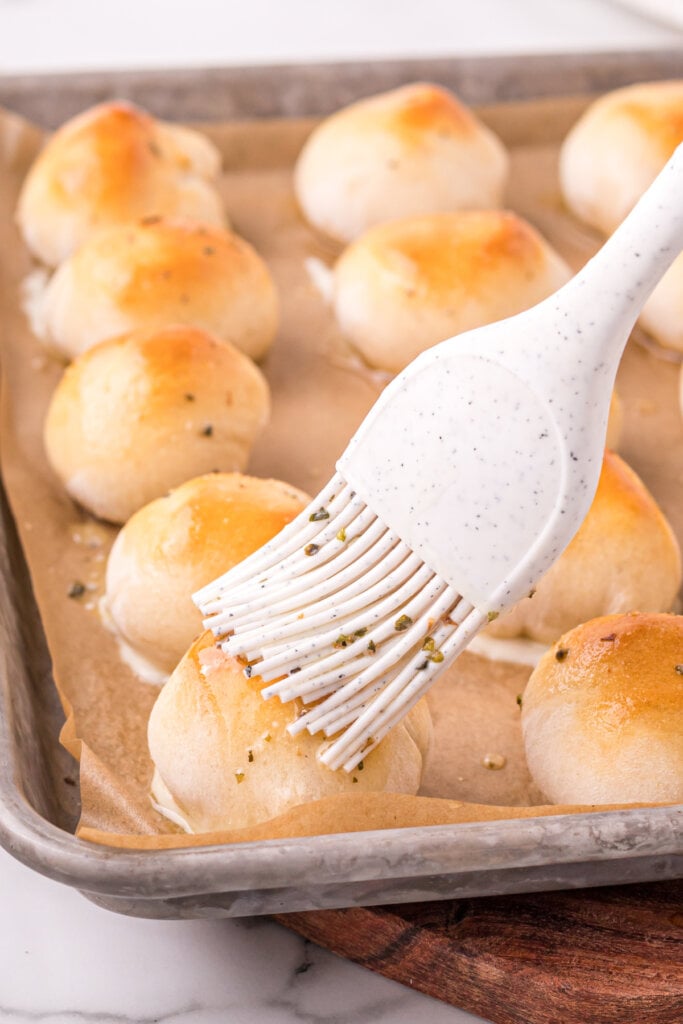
[0,0,680,74]
[0,2,680,1022]
[1,844,485,1024]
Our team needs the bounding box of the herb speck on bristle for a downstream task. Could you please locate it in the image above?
[304,543,319,556]
[394,614,413,632]
[555,648,569,662]
[336,527,347,542]
[420,636,444,662]
[67,581,86,599]
[333,634,355,649]
[309,507,330,522]
[487,610,499,622]
[367,640,376,654]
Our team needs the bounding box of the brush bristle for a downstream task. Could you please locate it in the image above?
[196,471,486,770]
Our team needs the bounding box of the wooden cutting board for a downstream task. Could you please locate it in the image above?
[273,880,683,1023]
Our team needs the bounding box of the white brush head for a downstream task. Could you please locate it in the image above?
[195,473,485,770]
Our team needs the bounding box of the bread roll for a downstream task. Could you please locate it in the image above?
[487,450,681,644]
[104,473,309,675]
[295,83,509,244]
[521,612,683,804]
[560,81,683,353]
[560,81,683,235]
[332,210,571,373]
[44,326,269,524]
[148,630,433,832]
[638,259,683,354]
[16,101,225,267]
[39,218,279,361]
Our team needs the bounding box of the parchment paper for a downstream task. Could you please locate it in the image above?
[0,96,680,849]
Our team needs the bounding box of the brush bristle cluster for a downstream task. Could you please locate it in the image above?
[195,472,485,770]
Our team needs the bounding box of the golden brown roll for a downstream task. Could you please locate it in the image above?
[559,81,683,353]
[16,101,225,267]
[104,473,309,677]
[148,630,433,833]
[487,450,681,644]
[521,612,683,804]
[332,210,571,373]
[44,326,270,524]
[295,83,509,244]
[560,81,683,235]
[638,261,683,354]
[39,218,279,361]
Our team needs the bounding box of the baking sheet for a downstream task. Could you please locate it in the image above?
[0,92,681,851]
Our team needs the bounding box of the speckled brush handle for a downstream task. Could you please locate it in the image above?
[339,143,683,615]
[561,140,683,348]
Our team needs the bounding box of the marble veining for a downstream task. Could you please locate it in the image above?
[0,847,485,1024]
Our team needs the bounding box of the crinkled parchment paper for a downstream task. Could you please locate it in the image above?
[0,96,679,848]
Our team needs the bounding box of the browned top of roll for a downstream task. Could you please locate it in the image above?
[40,217,279,360]
[342,209,552,298]
[17,101,224,265]
[350,82,483,144]
[77,218,269,318]
[538,613,683,727]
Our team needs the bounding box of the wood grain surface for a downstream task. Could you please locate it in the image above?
[274,880,683,1023]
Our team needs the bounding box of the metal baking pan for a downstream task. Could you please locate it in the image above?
[0,51,682,920]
